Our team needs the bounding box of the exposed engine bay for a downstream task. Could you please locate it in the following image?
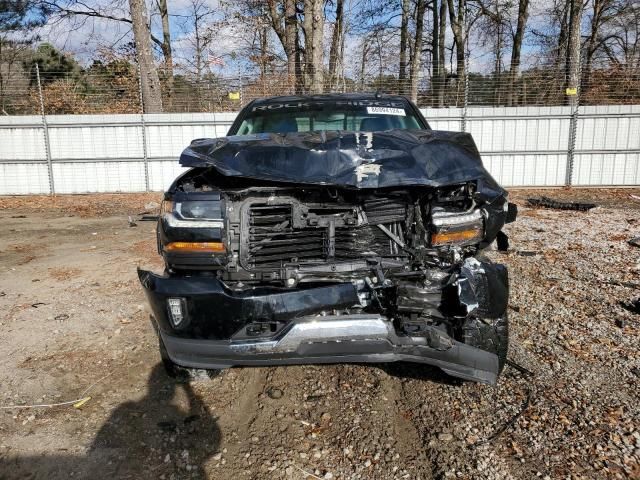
[144,164,515,383]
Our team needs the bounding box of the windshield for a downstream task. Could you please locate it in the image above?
[234,100,425,135]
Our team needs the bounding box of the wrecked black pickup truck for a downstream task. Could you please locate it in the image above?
[139,93,517,384]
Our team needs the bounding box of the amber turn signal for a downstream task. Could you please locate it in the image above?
[164,242,226,253]
[431,228,482,246]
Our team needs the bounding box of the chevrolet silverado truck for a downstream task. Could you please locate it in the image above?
[139,93,517,384]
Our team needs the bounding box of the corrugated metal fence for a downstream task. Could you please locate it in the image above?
[1,105,639,195]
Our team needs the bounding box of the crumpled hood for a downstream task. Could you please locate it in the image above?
[179,129,503,193]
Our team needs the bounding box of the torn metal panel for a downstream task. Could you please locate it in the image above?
[179,129,505,194]
[458,258,509,319]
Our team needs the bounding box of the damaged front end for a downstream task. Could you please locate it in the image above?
[139,129,516,384]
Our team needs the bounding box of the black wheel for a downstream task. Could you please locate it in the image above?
[462,314,509,374]
[158,336,220,381]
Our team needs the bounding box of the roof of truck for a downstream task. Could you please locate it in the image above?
[250,93,412,105]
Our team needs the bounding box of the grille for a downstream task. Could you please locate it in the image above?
[245,203,405,270]
[247,205,324,268]
[364,197,407,224]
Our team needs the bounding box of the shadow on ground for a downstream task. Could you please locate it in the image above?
[0,364,221,480]
[377,362,464,385]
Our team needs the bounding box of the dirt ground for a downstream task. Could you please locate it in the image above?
[0,189,639,480]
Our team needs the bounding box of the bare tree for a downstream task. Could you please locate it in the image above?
[129,0,162,112]
[409,0,427,102]
[582,0,617,91]
[156,0,173,102]
[327,0,345,91]
[607,0,640,67]
[507,0,529,106]
[359,37,371,90]
[564,0,583,106]
[266,0,303,93]
[180,0,217,86]
[475,0,508,104]
[398,0,410,94]
[285,0,301,91]
[437,0,447,106]
[476,0,507,75]
[1,0,43,114]
[38,1,174,72]
[447,0,467,103]
[303,0,324,93]
[431,0,440,106]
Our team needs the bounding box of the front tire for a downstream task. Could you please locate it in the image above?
[158,336,220,381]
[462,314,509,374]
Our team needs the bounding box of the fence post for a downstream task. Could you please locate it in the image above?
[137,64,150,192]
[565,102,579,186]
[460,9,470,133]
[35,64,55,195]
[565,63,581,187]
[461,58,469,132]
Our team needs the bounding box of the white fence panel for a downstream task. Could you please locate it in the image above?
[148,160,189,191]
[463,106,572,187]
[573,105,640,186]
[483,154,567,187]
[145,113,235,159]
[421,108,463,131]
[52,162,148,194]
[47,115,144,161]
[0,116,47,161]
[0,163,51,195]
[1,106,639,194]
[466,106,571,152]
[573,153,640,185]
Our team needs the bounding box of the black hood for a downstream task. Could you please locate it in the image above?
[179,129,503,194]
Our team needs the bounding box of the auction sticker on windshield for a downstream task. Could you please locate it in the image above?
[366,106,406,116]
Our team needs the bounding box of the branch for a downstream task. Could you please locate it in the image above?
[40,1,164,49]
[40,1,132,23]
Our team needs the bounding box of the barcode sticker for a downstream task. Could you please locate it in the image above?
[366,107,406,116]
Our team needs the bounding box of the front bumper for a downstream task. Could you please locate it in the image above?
[159,314,500,384]
[138,269,502,384]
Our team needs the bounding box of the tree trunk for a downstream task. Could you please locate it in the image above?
[431,0,440,106]
[157,0,173,108]
[194,16,202,110]
[328,0,344,91]
[266,0,300,93]
[260,24,268,84]
[556,4,569,67]
[157,0,173,71]
[303,0,324,93]
[409,0,426,102]
[506,0,528,106]
[360,41,368,90]
[564,0,583,106]
[438,0,447,106]
[129,0,162,112]
[284,0,297,92]
[447,0,466,106]
[582,0,605,95]
[399,0,410,95]
[294,28,304,94]
[493,1,502,105]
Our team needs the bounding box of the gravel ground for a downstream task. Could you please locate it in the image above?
[0,189,638,480]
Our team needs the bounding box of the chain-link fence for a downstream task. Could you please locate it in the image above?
[2,58,640,116]
[1,57,639,195]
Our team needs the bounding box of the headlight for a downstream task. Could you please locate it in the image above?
[162,192,224,228]
[430,209,484,247]
[159,192,228,268]
[176,200,222,219]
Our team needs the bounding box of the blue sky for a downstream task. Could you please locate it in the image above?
[34,0,554,77]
